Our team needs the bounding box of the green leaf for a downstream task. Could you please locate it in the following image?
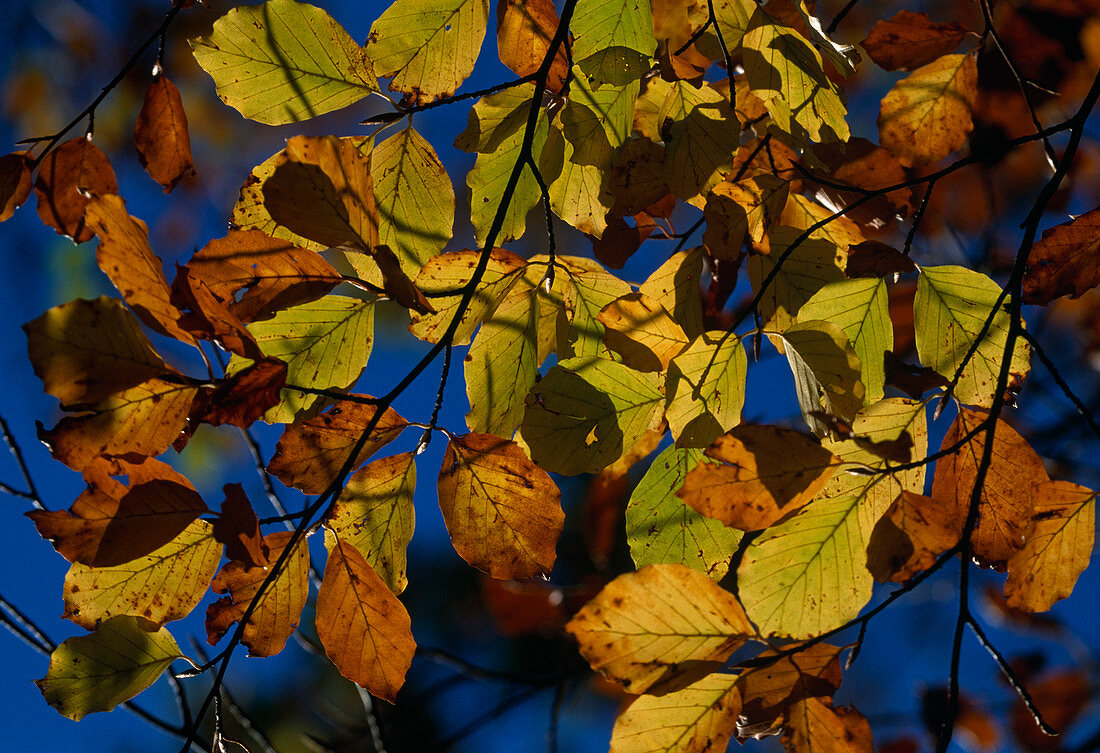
[453,83,536,153]
[558,267,634,360]
[748,226,846,332]
[665,332,747,448]
[229,296,375,423]
[914,265,1030,407]
[37,616,183,721]
[521,356,664,476]
[742,8,849,143]
[571,0,656,86]
[780,320,865,436]
[639,248,705,341]
[800,279,892,405]
[465,288,540,436]
[660,81,740,206]
[697,0,756,60]
[190,0,377,125]
[365,0,489,103]
[540,125,614,237]
[561,68,637,168]
[327,452,416,594]
[626,446,742,579]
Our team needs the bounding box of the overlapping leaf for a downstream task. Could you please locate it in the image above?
[1022,208,1100,304]
[598,292,688,372]
[659,81,739,206]
[780,319,865,435]
[878,53,976,166]
[638,248,704,340]
[0,150,31,223]
[748,227,846,332]
[34,137,118,243]
[665,331,747,448]
[497,0,568,90]
[862,10,970,72]
[571,0,655,86]
[609,670,742,753]
[465,287,539,436]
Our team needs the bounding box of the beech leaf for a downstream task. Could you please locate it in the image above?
[496,0,568,91]
[571,0,655,86]
[665,331,747,448]
[134,76,195,192]
[862,10,970,72]
[1022,207,1100,305]
[0,150,32,222]
[34,137,118,244]
[609,671,742,753]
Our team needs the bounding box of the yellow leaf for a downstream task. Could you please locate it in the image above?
[665,331,747,448]
[748,227,846,332]
[599,292,689,372]
[610,671,742,753]
[878,53,976,166]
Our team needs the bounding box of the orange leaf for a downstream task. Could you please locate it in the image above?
[267,399,408,494]
[85,193,196,344]
[597,292,689,372]
[810,138,913,225]
[867,491,964,583]
[496,0,568,92]
[783,699,874,753]
[172,265,264,360]
[930,407,1049,570]
[861,10,970,72]
[0,150,32,222]
[206,531,309,657]
[437,433,564,579]
[190,358,286,429]
[26,457,206,567]
[134,76,195,193]
[181,229,342,322]
[703,175,789,259]
[677,425,838,531]
[212,484,269,568]
[364,243,434,314]
[481,576,566,637]
[735,644,844,739]
[1022,207,1100,305]
[315,539,415,702]
[34,137,118,243]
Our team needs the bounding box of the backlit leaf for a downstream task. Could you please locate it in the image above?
[559,266,635,360]
[328,452,416,594]
[914,265,1030,408]
[267,399,408,494]
[878,54,976,167]
[231,148,325,253]
[735,643,843,738]
[780,319,865,435]
[703,175,790,259]
[540,124,614,237]
[625,446,742,579]
[190,0,376,125]
[659,81,740,206]
[437,433,563,579]
[1022,208,1100,305]
[496,0,568,91]
[566,564,755,694]
[665,331,747,448]
[206,531,309,657]
[678,424,837,531]
[783,699,875,753]
[867,491,962,583]
[37,616,182,721]
[0,150,31,223]
[571,0,655,86]
[191,358,287,429]
[465,287,539,436]
[34,137,118,243]
[862,10,970,72]
[316,538,415,701]
[639,248,704,340]
[598,292,689,372]
[1005,481,1096,612]
[453,82,535,154]
[561,67,636,167]
[365,0,489,103]
[134,76,195,192]
[748,227,846,332]
[610,670,742,753]
[214,484,269,569]
[62,519,221,629]
[522,356,664,476]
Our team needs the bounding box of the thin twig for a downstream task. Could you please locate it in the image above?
[1021,328,1100,443]
[967,616,1059,736]
[0,414,44,510]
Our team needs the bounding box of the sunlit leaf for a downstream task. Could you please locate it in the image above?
[540,124,614,237]
[496,0,568,91]
[465,287,539,436]
[639,248,704,340]
[0,150,32,223]
[171,266,264,360]
[878,53,976,166]
[559,266,635,360]
[206,531,309,657]
[328,452,416,594]
[696,0,755,61]
[34,137,118,243]
[659,80,740,206]
[134,76,195,192]
[561,67,636,167]
[867,491,962,583]
[213,483,269,569]
[566,564,755,694]
[37,616,182,721]
[625,446,742,579]
[598,292,689,372]
[453,82,535,154]
[783,699,875,753]
[316,538,415,701]
[610,670,742,753]
[779,194,866,253]
[748,226,846,332]
[703,175,789,259]
[231,148,325,253]
[665,331,747,448]
[780,319,865,435]
[1022,208,1100,305]
[735,643,844,738]
[571,0,655,86]
[522,356,664,476]
[62,519,221,629]
[191,358,287,429]
[190,0,376,125]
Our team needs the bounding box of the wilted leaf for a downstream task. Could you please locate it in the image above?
[862,10,970,72]
[315,539,415,701]
[437,433,563,579]
[328,452,416,594]
[213,483,269,568]
[465,287,539,436]
[496,0,568,91]
[610,671,742,753]
[566,564,755,694]
[206,530,309,657]
[171,266,264,360]
[878,53,977,166]
[783,699,875,753]
[85,194,196,344]
[190,0,376,125]
[34,137,118,243]
[678,424,837,531]
[625,446,742,579]
[867,491,963,583]
[134,76,195,192]
[571,0,655,86]
[598,293,688,372]
[366,0,489,103]
[267,399,407,494]
[931,406,1049,570]
[1005,480,1095,611]
[665,331,747,448]
[522,356,664,476]
[37,616,182,721]
[62,519,221,629]
[1022,208,1100,304]
[0,150,32,222]
[735,643,843,737]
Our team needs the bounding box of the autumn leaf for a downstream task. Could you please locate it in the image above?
[609,671,742,753]
[659,80,740,206]
[134,76,195,192]
[191,359,287,429]
[213,484,269,569]
[665,331,747,448]
[171,266,264,360]
[748,226,846,332]
[437,433,563,579]
[598,292,689,372]
[206,531,309,657]
[34,137,118,243]
[496,0,568,91]
[735,643,844,738]
[780,319,866,435]
[559,265,635,360]
[703,175,790,259]
[315,539,415,702]
[638,248,704,340]
[783,699,875,753]
[1022,207,1100,304]
[566,564,755,694]
[571,0,655,86]
[862,10,970,72]
[0,150,32,222]
[37,616,183,721]
[867,491,963,583]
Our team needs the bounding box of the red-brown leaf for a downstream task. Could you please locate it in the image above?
[191,359,286,428]
[0,150,32,222]
[34,137,118,243]
[172,265,264,360]
[212,483,269,568]
[134,76,195,193]
[862,10,971,72]
[1022,207,1100,304]
[496,0,568,93]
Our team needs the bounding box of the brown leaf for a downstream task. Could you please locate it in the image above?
[26,457,206,567]
[134,76,195,192]
[496,0,568,92]
[316,539,415,702]
[191,358,286,429]
[921,688,998,752]
[206,530,309,657]
[846,240,916,279]
[884,352,948,398]
[267,399,407,494]
[34,137,118,243]
[262,135,377,250]
[862,10,971,72]
[930,407,1049,570]
[171,265,264,360]
[365,243,434,314]
[607,137,673,217]
[0,150,32,222]
[182,229,342,322]
[867,491,964,583]
[703,175,790,259]
[735,644,845,739]
[1022,207,1100,304]
[678,425,838,531]
[591,214,657,269]
[85,193,196,344]
[213,483,269,568]
[782,699,875,753]
[810,138,913,225]
[437,433,564,580]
